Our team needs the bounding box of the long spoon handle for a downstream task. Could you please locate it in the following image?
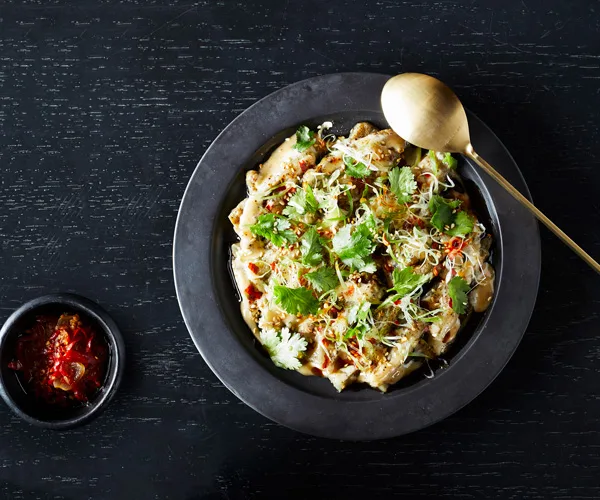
[464,143,600,274]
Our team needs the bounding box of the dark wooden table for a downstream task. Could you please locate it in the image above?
[1,1,599,498]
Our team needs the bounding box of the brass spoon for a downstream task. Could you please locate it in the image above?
[381,72,600,274]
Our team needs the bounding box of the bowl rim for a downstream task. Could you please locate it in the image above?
[0,293,125,429]
[173,72,541,440]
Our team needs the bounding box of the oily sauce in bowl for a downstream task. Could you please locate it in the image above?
[8,313,108,408]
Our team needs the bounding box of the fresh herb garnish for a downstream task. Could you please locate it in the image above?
[443,152,458,169]
[408,351,432,359]
[418,314,441,323]
[293,125,316,152]
[344,156,371,178]
[446,210,475,238]
[305,266,338,293]
[260,327,307,370]
[346,189,354,215]
[429,195,461,232]
[360,184,369,201]
[428,195,474,237]
[348,301,372,324]
[448,276,470,314]
[332,222,377,273]
[428,150,439,175]
[389,267,431,299]
[283,185,318,219]
[300,227,324,266]
[389,166,417,203]
[362,212,378,232]
[273,285,319,315]
[412,147,422,167]
[250,214,297,247]
[344,302,373,339]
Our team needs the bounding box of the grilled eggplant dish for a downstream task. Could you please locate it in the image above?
[229,122,495,392]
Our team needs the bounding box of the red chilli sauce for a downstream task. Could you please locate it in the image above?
[8,313,108,406]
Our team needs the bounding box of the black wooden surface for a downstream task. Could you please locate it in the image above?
[1,1,599,498]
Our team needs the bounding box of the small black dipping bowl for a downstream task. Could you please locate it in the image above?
[0,294,125,429]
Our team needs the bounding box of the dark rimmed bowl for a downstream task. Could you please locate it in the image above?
[174,73,541,440]
[0,293,125,429]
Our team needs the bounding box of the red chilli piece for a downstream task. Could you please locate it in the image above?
[245,284,263,301]
[445,236,467,260]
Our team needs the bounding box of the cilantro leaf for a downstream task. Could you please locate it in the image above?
[260,327,307,370]
[293,126,316,152]
[250,214,297,247]
[305,266,338,293]
[331,225,352,248]
[300,227,323,266]
[443,152,458,169]
[389,166,417,203]
[283,185,318,219]
[429,195,462,232]
[448,276,470,314]
[348,301,372,325]
[429,195,475,238]
[390,267,431,298]
[304,185,317,210]
[344,156,371,178]
[332,223,377,273]
[344,326,362,339]
[273,285,319,315]
[446,210,475,238]
[379,267,432,309]
[344,302,373,339]
[362,212,378,232]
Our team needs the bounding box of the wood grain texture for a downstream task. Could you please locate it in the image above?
[0,0,599,498]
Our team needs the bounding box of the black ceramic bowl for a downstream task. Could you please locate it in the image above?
[174,73,541,439]
[0,294,125,429]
